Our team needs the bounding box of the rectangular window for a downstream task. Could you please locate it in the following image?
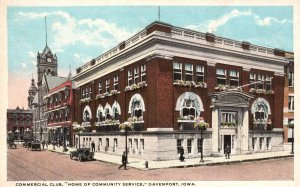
[113,138,118,152]
[98,82,102,94]
[289,72,294,87]
[266,137,271,150]
[229,70,239,87]
[259,137,264,150]
[128,69,133,86]
[113,75,119,91]
[216,68,227,85]
[265,75,272,90]
[134,67,139,84]
[250,73,256,89]
[134,139,138,154]
[141,64,146,82]
[187,139,193,154]
[221,111,237,123]
[185,63,193,81]
[106,79,110,93]
[252,137,257,151]
[89,87,92,98]
[197,139,202,154]
[177,139,183,154]
[140,139,144,153]
[196,65,204,83]
[98,138,102,151]
[82,89,85,98]
[106,138,109,148]
[288,96,294,111]
[129,139,132,153]
[173,62,182,81]
[86,88,89,98]
[257,74,264,89]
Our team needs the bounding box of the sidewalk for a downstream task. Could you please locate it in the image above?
[47,146,293,170]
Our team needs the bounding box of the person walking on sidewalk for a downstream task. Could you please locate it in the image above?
[118,151,127,170]
[42,140,45,150]
[179,146,185,162]
[225,144,231,159]
[91,141,95,152]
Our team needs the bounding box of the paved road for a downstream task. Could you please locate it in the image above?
[7,145,293,181]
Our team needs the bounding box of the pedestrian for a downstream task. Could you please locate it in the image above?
[91,141,95,152]
[42,140,45,150]
[179,146,185,162]
[118,151,127,170]
[225,144,230,159]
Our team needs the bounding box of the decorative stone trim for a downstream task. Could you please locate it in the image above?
[214,84,241,91]
[95,90,121,99]
[125,81,147,92]
[173,80,207,88]
[95,120,120,126]
[249,88,274,95]
[220,122,237,128]
[79,97,92,104]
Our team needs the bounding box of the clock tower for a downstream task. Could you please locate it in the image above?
[36,44,58,85]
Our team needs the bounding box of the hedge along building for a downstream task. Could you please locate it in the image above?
[72,21,288,160]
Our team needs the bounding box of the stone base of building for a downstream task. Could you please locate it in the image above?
[76,129,284,161]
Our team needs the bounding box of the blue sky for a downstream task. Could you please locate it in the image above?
[7,6,293,108]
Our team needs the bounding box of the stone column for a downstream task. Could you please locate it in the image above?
[241,109,249,152]
[211,108,219,153]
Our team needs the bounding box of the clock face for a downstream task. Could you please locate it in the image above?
[47,58,52,62]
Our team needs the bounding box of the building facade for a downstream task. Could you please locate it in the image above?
[44,80,75,146]
[283,52,294,151]
[7,107,33,141]
[72,21,288,160]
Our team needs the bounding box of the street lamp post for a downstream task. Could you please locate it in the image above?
[119,121,133,170]
[194,117,208,163]
[288,121,294,154]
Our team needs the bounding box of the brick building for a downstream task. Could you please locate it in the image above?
[283,52,294,151]
[7,107,33,141]
[72,21,288,160]
[43,79,75,146]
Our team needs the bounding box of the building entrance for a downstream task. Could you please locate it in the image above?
[223,135,231,154]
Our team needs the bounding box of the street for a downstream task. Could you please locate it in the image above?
[7,145,293,181]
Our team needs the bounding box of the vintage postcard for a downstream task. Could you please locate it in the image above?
[1,1,298,187]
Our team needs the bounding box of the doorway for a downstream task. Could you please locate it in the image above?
[223,135,231,154]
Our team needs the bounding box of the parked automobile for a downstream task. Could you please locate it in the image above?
[70,148,94,162]
[8,142,16,149]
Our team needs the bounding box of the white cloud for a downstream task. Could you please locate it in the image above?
[21,62,27,68]
[28,51,36,66]
[185,9,291,33]
[72,53,92,64]
[207,9,252,32]
[255,16,289,27]
[18,11,135,52]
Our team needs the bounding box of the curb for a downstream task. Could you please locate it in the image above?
[47,149,294,170]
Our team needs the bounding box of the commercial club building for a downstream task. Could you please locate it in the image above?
[72,21,288,160]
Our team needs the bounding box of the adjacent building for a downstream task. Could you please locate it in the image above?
[30,43,69,142]
[43,78,75,146]
[7,107,33,141]
[283,52,294,151]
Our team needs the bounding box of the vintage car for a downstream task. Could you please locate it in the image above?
[30,141,41,151]
[7,142,17,149]
[23,139,33,148]
[70,148,94,162]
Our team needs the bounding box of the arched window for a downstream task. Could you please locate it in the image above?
[96,105,104,122]
[83,105,92,122]
[104,103,112,120]
[112,101,121,120]
[251,98,271,123]
[175,92,204,119]
[128,94,145,118]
